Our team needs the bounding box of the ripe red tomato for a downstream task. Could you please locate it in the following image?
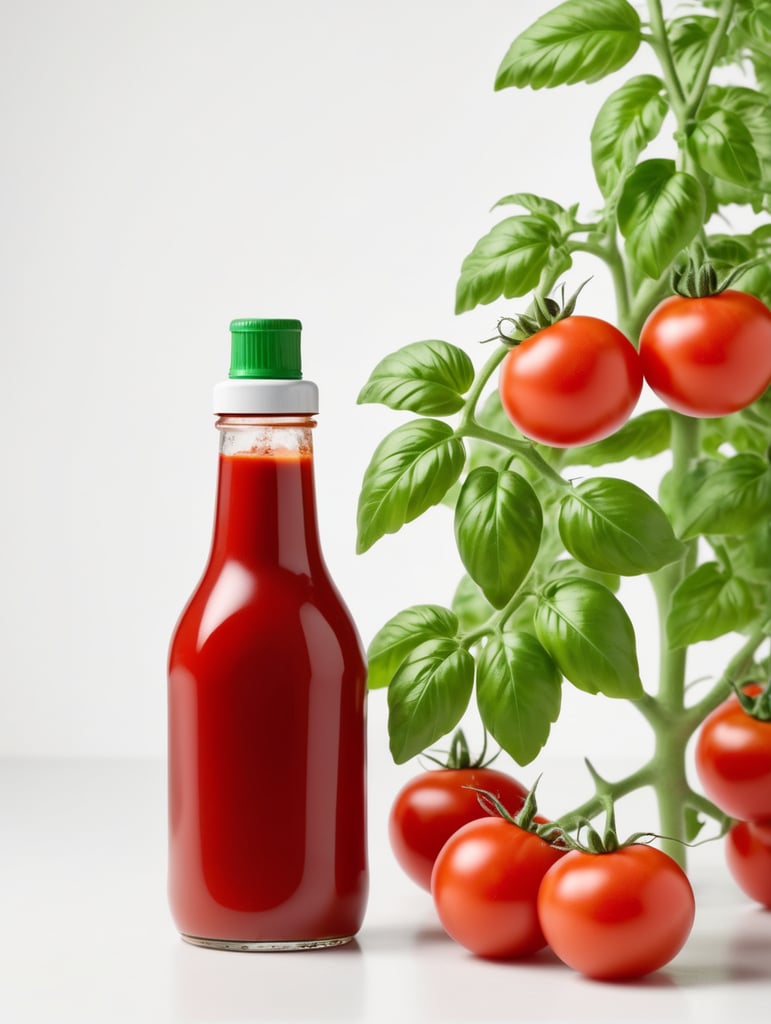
[498,315,642,447]
[431,816,564,958]
[638,290,771,417]
[388,767,528,891]
[537,845,695,980]
[725,819,771,909]
[694,687,771,822]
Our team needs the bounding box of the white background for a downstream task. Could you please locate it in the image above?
[2,3,769,1021]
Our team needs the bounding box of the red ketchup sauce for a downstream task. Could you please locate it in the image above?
[168,438,367,947]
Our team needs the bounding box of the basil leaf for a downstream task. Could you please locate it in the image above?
[674,454,771,539]
[454,467,543,609]
[670,15,721,93]
[667,563,758,649]
[688,109,762,190]
[618,159,705,279]
[535,578,642,698]
[455,215,558,314]
[559,478,683,576]
[495,0,641,91]
[476,632,561,765]
[546,558,621,594]
[492,192,567,219]
[387,638,475,764]
[357,340,475,416]
[561,410,671,467]
[366,605,459,690]
[591,75,668,197]
[356,419,466,553]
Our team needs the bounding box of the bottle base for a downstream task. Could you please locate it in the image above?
[181,932,355,952]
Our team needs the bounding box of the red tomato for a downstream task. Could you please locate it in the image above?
[498,315,642,447]
[694,687,771,822]
[388,768,528,890]
[430,816,564,959]
[638,290,771,417]
[725,819,771,909]
[537,845,695,980]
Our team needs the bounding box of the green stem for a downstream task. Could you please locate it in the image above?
[646,0,687,116]
[684,0,737,120]
[646,413,702,865]
[684,627,769,731]
[556,762,656,832]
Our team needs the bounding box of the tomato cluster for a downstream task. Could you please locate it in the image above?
[389,767,695,979]
[695,685,771,909]
[498,291,771,447]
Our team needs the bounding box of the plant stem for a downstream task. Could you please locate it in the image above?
[684,0,737,119]
[646,413,702,864]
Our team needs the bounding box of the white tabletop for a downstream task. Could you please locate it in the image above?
[1,755,769,1023]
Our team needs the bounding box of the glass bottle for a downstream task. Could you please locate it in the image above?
[168,319,368,950]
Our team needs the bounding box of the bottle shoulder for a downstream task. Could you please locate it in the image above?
[170,559,362,661]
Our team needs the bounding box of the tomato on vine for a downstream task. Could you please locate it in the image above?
[695,684,771,823]
[388,731,529,891]
[430,788,564,959]
[498,310,642,448]
[638,289,771,418]
[537,842,695,980]
[725,819,771,909]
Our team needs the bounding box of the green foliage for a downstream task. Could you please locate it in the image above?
[355,0,770,850]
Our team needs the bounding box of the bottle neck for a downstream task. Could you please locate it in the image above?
[210,416,322,571]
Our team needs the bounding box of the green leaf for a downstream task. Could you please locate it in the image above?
[387,638,475,764]
[454,467,543,609]
[455,215,557,314]
[561,410,671,467]
[559,478,683,576]
[591,75,668,197]
[667,563,758,649]
[495,0,641,91]
[674,454,771,540]
[451,575,496,633]
[492,192,567,219]
[688,109,762,190]
[618,159,705,279]
[545,558,621,594]
[357,340,475,416]
[669,15,721,93]
[476,631,561,765]
[535,577,642,698]
[357,419,466,552]
[366,605,459,690]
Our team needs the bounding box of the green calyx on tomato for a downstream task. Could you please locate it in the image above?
[732,678,771,722]
[671,248,767,300]
[470,777,564,847]
[495,279,589,346]
[421,727,498,770]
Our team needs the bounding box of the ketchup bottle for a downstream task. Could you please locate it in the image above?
[168,319,368,950]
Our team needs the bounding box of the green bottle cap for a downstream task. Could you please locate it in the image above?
[228,318,303,380]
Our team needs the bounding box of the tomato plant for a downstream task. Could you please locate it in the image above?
[389,765,528,891]
[431,807,564,959]
[537,843,695,980]
[695,685,771,822]
[725,819,771,909]
[498,315,642,446]
[639,290,771,417]
[356,0,771,880]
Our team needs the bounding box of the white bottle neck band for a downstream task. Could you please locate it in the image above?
[213,378,319,415]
